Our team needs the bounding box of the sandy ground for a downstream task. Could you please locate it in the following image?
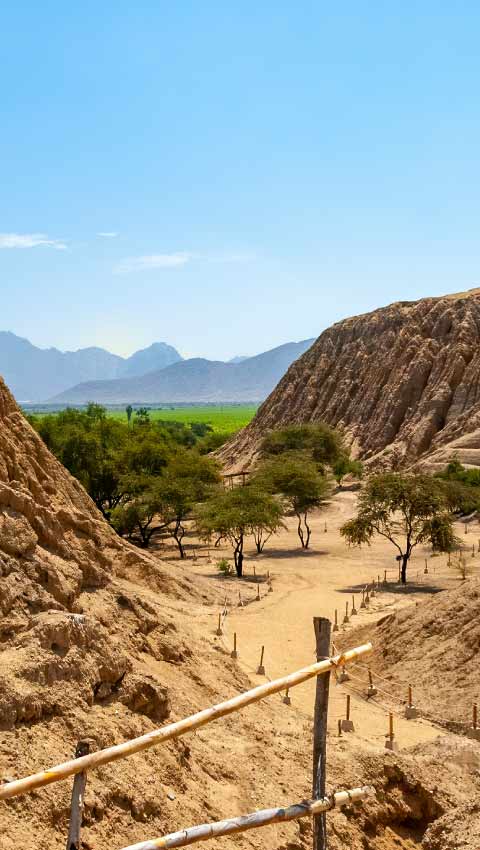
[159,491,479,756]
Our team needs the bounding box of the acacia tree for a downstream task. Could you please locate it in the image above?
[155,451,220,558]
[255,454,330,549]
[196,486,284,576]
[340,473,459,584]
[111,484,168,547]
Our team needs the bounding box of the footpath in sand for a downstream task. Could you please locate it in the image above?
[189,491,475,755]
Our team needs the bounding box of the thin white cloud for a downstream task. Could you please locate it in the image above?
[97,231,119,238]
[114,250,254,274]
[114,252,192,274]
[0,233,67,250]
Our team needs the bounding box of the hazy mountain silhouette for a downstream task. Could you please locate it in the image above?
[50,339,315,404]
[0,332,182,401]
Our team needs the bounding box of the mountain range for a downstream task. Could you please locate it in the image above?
[50,339,315,404]
[0,332,182,402]
[219,288,480,472]
[0,331,314,404]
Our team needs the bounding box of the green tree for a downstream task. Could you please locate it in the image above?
[29,406,129,518]
[111,486,169,547]
[436,458,480,513]
[254,454,330,549]
[340,473,459,584]
[333,456,363,486]
[261,423,345,468]
[154,451,220,558]
[135,407,150,426]
[196,485,284,576]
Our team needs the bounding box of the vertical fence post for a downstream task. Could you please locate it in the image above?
[312,617,331,850]
[66,739,91,850]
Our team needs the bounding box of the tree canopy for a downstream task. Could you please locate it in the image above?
[196,485,284,575]
[261,422,346,469]
[340,473,460,583]
[254,453,330,548]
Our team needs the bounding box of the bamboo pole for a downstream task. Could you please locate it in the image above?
[117,787,374,850]
[0,643,372,801]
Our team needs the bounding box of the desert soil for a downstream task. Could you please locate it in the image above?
[179,491,477,752]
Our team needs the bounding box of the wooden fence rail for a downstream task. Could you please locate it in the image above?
[118,787,374,850]
[0,643,372,802]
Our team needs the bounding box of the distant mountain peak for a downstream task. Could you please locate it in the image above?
[0,332,182,402]
[49,339,315,405]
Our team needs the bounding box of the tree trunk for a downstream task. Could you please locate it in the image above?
[173,521,186,559]
[234,536,244,577]
[296,513,305,548]
[401,553,408,584]
[304,513,311,549]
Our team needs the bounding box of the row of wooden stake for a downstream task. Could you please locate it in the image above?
[336,661,480,744]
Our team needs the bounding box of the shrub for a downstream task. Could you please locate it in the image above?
[216,558,233,576]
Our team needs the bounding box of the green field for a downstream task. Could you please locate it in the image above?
[25,403,258,434]
[109,404,258,433]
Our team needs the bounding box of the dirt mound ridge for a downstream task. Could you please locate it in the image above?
[1,377,479,849]
[340,578,480,729]
[219,289,480,471]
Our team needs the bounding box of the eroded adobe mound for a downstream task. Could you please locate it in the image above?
[220,289,480,472]
[1,377,479,850]
[338,577,480,729]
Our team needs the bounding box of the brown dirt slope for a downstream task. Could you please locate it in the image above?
[219,288,480,472]
[1,377,480,850]
[338,577,480,730]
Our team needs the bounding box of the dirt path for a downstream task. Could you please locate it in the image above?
[186,491,474,755]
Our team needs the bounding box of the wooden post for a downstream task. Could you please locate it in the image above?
[405,684,417,718]
[66,740,90,850]
[341,693,354,731]
[257,646,265,676]
[312,617,331,850]
[231,633,238,660]
[367,669,377,697]
[385,713,398,750]
[216,613,222,636]
[343,601,349,624]
[469,703,480,740]
[383,569,387,585]
[333,609,339,632]
[351,595,357,615]
[256,584,260,601]
[283,688,291,706]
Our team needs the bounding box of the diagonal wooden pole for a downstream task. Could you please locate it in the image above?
[312,618,331,850]
[0,643,372,801]
[117,787,374,850]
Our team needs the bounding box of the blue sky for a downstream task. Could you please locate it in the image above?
[1,3,480,359]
